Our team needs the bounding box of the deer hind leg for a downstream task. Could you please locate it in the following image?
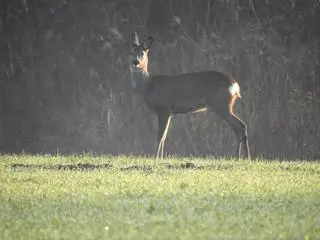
[226,113,250,160]
[220,112,250,160]
[156,113,171,159]
[209,95,251,160]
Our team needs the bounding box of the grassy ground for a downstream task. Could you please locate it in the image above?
[0,155,319,240]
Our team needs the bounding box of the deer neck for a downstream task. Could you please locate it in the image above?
[129,65,150,95]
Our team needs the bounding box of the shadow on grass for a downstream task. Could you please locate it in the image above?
[167,162,235,171]
[10,162,235,172]
[167,162,201,170]
[11,163,154,172]
[11,163,113,171]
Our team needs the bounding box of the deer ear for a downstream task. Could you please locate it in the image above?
[142,36,153,50]
[131,32,139,45]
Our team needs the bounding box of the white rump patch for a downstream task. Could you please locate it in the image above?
[228,82,241,98]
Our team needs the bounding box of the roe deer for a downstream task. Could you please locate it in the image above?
[127,32,250,160]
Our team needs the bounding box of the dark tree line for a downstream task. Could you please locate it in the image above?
[0,0,319,159]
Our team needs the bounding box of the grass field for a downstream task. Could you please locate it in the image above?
[0,155,319,240]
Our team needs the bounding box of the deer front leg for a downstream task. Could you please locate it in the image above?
[156,113,171,159]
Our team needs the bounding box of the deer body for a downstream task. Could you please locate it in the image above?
[145,71,235,114]
[128,32,251,160]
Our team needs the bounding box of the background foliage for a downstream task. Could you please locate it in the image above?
[0,0,319,159]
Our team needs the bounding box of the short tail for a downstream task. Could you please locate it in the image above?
[228,80,241,98]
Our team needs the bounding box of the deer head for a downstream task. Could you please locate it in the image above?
[129,32,153,73]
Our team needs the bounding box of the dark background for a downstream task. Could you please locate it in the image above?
[0,0,319,159]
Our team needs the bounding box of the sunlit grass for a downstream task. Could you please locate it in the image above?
[0,155,319,239]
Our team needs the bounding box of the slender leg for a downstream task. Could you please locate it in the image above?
[210,97,251,160]
[222,113,250,160]
[237,141,242,157]
[161,116,171,158]
[156,113,171,159]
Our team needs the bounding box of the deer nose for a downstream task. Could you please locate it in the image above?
[132,60,139,66]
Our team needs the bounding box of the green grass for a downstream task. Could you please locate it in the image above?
[0,155,319,240]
